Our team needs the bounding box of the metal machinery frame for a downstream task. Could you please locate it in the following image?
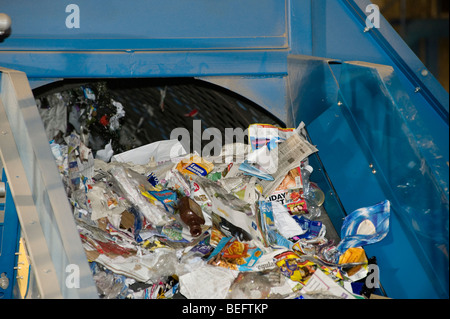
[0,69,98,298]
[0,0,448,299]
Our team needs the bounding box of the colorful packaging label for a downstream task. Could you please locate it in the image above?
[190,180,212,212]
[176,155,214,177]
[267,167,308,214]
[273,251,316,284]
[291,215,323,241]
[257,201,278,247]
[248,124,296,151]
[207,237,263,271]
[147,172,160,186]
[141,189,177,212]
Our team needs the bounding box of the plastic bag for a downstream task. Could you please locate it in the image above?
[87,182,127,227]
[226,272,272,299]
[271,201,306,239]
[337,200,391,253]
[109,165,172,226]
[191,175,261,241]
[179,264,238,299]
[164,169,191,197]
[92,265,130,299]
[257,201,296,249]
[291,215,325,241]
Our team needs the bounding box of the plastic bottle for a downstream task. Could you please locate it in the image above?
[177,197,205,237]
[300,164,324,219]
[301,164,314,195]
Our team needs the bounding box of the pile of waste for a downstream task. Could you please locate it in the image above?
[38,85,391,299]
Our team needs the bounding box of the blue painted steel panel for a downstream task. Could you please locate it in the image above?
[0,50,289,79]
[0,0,287,51]
[0,171,20,299]
[337,62,448,298]
[286,55,448,298]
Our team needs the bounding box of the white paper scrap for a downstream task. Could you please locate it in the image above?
[111,139,187,165]
[301,269,356,299]
[179,265,238,299]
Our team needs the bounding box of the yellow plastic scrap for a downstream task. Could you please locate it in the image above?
[176,155,214,177]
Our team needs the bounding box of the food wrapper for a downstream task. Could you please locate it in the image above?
[273,251,316,284]
[141,189,177,213]
[207,237,263,271]
[160,221,190,243]
[176,154,214,177]
[210,227,226,247]
[185,234,215,257]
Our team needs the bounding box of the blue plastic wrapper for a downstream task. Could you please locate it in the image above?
[239,161,274,181]
[291,215,323,241]
[258,201,278,246]
[337,200,391,253]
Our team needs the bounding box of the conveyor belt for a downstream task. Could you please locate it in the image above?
[34,78,282,154]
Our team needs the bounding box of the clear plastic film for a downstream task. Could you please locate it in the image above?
[108,165,172,226]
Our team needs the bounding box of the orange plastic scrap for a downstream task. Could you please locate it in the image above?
[339,247,368,276]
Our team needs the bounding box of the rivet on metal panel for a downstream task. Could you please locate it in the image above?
[414,87,421,93]
[369,163,374,168]
[337,101,343,106]
[421,70,429,77]
[372,169,377,174]
[364,27,370,33]
[0,273,9,289]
